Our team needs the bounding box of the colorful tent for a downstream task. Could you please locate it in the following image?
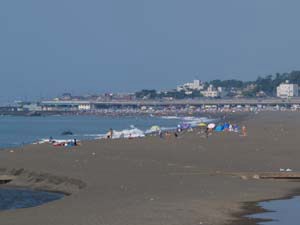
[215,125,224,132]
[224,123,230,130]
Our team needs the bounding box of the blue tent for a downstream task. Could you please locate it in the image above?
[215,125,224,132]
[224,123,230,129]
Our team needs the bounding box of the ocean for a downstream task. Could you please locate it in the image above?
[0,115,214,149]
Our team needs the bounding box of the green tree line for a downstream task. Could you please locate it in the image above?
[135,71,300,99]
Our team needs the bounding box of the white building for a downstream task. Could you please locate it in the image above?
[201,85,227,98]
[78,103,92,111]
[201,85,220,98]
[177,80,204,91]
[22,103,42,111]
[276,81,298,98]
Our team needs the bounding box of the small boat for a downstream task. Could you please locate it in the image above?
[61,130,74,136]
[27,111,42,117]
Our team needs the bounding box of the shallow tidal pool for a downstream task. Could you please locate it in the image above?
[248,196,300,225]
[0,188,64,210]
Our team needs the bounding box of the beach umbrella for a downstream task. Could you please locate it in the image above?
[208,123,216,129]
[198,122,207,127]
[149,125,161,132]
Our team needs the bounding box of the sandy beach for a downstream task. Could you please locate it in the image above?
[0,112,300,225]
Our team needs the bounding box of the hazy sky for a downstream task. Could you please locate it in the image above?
[1,0,300,102]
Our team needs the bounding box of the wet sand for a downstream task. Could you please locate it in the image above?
[0,112,300,225]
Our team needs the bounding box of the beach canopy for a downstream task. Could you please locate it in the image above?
[149,125,161,132]
[208,123,216,129]
[198,122,207,127]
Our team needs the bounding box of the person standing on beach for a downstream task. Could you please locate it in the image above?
[205,127,209,138]
[165,131,171,140]
[229,124,233,132]
[242,125,247,137]
[159,130,163,138]
[177,125,182,133]
[174,132,178,138]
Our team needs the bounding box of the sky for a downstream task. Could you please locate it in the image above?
[1,0,300,102]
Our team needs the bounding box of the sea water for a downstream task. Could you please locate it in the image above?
[0,188,63,210]
[249,196,300,225]
[0,115,213,148]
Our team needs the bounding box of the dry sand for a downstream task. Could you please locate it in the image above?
[0,112,300,225]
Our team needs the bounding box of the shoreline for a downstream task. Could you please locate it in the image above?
[0,113,222,150]
[1,166,299,225]
[2,168,300,225]
[0,111,299,225]
[0,111,249,151]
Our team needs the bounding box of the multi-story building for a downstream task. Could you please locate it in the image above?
[276,81,299,98]
[177,80,204,91]
[201,85,226,98]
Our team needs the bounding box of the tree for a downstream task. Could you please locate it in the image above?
[135,90,157,99]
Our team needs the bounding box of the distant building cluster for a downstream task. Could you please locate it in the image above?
[276,81,299,98]
[2,78,300,115]
[175,79,299,99]
[176,80,226,98]
[3,74,300,115]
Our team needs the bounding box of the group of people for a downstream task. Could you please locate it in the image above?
[223,122,240,132]
[158,130,179,139]
[105,122,247,141]
[215,122,247,137]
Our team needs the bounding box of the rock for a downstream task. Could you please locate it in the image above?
[241,175,248,180]
[252,174,260,179]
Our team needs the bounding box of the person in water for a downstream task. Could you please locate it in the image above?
[107,128,113,139]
